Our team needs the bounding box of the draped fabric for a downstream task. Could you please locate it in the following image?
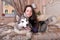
[2,0,28,17]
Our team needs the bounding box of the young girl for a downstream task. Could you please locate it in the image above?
[23,5,39,33]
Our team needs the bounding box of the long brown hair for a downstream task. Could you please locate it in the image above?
[24,5,39,28]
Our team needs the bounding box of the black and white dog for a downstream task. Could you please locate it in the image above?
[16,14,31,30]
[18,18,29,29]
[14,14,32,39]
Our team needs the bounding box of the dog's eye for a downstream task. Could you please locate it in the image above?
[22,21,24,23]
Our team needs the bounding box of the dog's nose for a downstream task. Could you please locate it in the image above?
[26,24,29,26]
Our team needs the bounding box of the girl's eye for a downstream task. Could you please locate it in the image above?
[27,10,29,12]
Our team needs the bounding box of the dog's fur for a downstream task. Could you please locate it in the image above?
[14,15,32,39]
[16,15,30,30]
[18,18,29,29]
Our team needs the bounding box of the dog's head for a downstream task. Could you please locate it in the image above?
[18,18,29,28]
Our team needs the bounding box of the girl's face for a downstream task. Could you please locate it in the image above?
[25,7,32,18]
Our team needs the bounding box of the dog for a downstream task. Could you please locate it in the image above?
[15,14,31,30]
[18,18,29,29]
[13,15,32,40]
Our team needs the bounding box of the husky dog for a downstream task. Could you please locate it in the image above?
[18,18,29,28]
[16,14,30,30]
[13,14,32,40]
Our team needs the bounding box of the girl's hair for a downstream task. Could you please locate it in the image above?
[24,5,39,32]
